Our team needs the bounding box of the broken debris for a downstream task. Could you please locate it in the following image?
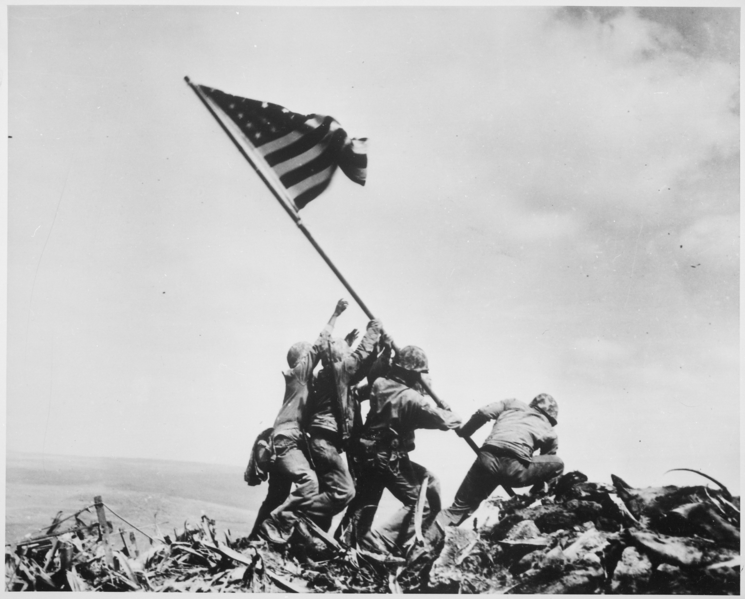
[6,473,740,593]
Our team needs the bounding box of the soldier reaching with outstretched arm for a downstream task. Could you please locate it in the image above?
[256,299,348,544]
[435,393,564,530]
[301,318,384,531]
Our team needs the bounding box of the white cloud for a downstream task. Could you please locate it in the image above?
[679,214,739,266]
[459,8,738,232]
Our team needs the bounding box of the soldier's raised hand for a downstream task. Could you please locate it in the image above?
[379,331,395,349]
[334,299,349,316]
[367,318,383,332]
[344,329,359,346]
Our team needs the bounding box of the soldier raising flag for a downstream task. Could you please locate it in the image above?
[186,79,501,555]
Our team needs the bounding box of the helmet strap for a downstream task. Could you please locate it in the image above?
[535,407,557,426]
[389,364,420,388]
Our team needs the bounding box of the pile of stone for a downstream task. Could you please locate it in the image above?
[427,471,740,594]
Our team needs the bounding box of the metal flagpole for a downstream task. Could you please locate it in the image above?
[184,77,509,484]
[185,76,377,319]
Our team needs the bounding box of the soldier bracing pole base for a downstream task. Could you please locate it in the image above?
[430,393,564,542]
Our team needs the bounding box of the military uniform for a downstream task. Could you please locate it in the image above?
[256,325,333,542]
[438,396,564,528]
[338,373,462,553]
[303,322,383,530]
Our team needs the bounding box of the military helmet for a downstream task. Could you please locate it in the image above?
[287,341,312,368]
[394,345,429,373]
[530,393,558,426]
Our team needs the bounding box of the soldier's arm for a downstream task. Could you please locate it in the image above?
[341,319,383,379]
[360,331,393,387]
[406,394,463,431]
[327,299,348,330]
[294,299,348,382]
[457,400,511,437]
[539,432,559,456]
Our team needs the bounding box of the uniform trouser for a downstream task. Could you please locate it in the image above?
[338,452,441,554]
[307,430,356,531]
[263,435,319,534]
[438,448,564,528]
[249,472,292,539]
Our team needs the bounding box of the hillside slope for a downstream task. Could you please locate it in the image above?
[6,452,263,543]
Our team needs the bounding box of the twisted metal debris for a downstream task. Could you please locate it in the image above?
[5,470,740,593]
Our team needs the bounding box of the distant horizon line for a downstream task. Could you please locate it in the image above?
[6,449,246,471]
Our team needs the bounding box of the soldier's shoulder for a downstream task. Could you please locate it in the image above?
[504,398,530,410]
[403,388,430,407]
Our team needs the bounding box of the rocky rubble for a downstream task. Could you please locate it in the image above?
[427,471,740,594]
[5,470,740,593]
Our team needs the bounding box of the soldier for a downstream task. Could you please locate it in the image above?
[436,393,564,529]
[337,346,462,554]
[257,299,348,544]
[301,318,384,531]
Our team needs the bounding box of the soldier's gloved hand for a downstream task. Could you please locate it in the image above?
[457,412,488,438]
[379,331,394,349]
[334,299,349,316]
[367,318,383,332]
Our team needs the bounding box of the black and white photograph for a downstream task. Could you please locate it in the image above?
[6,4,740,593]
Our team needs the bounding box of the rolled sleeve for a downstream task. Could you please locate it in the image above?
[341,326,381,379]
[408,398,463,431]
[458,411,489,438]
[292,325,334,384]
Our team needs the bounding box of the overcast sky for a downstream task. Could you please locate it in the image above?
[8,6,740,500]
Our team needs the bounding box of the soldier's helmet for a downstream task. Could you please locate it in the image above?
[530,393,558,426]
[394,345,429,373]
[287,342,312,368]
[327,338,352,362]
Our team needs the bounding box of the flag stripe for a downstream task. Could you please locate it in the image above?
[256,130,305,157]
[337,137,368,186]
[196,84,367,210]
[272,136,330,178]
[263,117,333,167]
[293,186,327,210]
[279,140,338,189]
[287,164,335,201]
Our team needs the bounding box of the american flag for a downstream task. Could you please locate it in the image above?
[197,84,367,210]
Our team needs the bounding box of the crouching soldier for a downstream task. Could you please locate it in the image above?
[256,299,348,544]
[302,318,384,531]
[436,393,564,529]
[338,346,462,554]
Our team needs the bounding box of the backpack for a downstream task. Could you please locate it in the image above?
[244,427,275,486]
